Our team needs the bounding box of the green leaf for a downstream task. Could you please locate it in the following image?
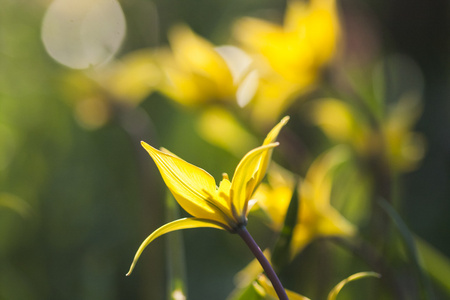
[379,199,435,300]
[327,272,380,300]
[126,217,225,276]
[415,236,450,296]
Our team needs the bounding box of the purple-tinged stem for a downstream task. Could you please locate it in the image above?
[237,226,289,300]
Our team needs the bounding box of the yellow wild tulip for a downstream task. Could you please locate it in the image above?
[252,147,355,257]
[291,146,356,256]
[233,0,340,125]
[126,116,289,276]
[234,0,339,82]
[154,25,236,106]
[312,97,425,172]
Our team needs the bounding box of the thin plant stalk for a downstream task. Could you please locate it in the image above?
[165,192,188,300]
[237,226,289,300]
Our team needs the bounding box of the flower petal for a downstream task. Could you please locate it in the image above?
[126,218,225,276]
[141,142,232,224]
[263,116,290,146]
[231,143,279,219]
[254,116,290,186]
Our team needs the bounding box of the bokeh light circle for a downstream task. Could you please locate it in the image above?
[41,0,126,69]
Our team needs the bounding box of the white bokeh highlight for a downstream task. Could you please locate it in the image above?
[41,0,126,69]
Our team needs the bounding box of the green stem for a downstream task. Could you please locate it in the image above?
[237,226,289,300]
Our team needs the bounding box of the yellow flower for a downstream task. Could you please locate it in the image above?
[235,0,339,82]
[311,98,371,155]
[252,147,355,257]
[312,97,425,172]
[253,164,296,231]
[126,116,289,275]
[291,147,356,256]
[233,0,339,125]
[154,25,236,105]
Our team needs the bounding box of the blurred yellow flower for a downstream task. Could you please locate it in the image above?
[235,0,339,82]
[234,0,340,125]
[253,147,355,257]
[312,98,371,154]
[126,116,289,275]
[312,97,425,172]
[253,164,296,231]
[153,25,236,105]
[291,146,356,256]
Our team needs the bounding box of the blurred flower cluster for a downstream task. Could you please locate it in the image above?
[65,0,340,130]
[2,0,449,299]
[58,0,441,299]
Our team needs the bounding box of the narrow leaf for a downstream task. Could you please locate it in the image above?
[415,236,450,296]
[127,218,225,276]
[327,272,380,300]
[379,199,435,300]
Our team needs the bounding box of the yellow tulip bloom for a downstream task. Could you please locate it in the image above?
[312,97,425,172]
[291,147,356,256]
[253,164,296,231]
[233,0,339,125]
[235,0,339,82]
[253,147,355,257]
[126,116,289,275]
[154,25,236,105]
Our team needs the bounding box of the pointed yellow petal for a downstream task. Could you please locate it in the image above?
[254,116,290,188]
[263,116,290,146]
[327,272,380,300]
[126,218,225,276]
[231,143,279,219]
[141,142,230,223]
